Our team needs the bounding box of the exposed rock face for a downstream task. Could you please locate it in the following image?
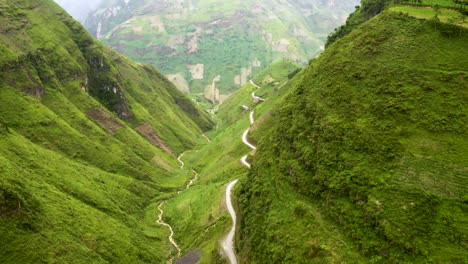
[136,123,174,155]
[166,73,190,93]
[205,75,221,103]
[272,39,290,52]
[87,107,124,135]
[188,64,204,80]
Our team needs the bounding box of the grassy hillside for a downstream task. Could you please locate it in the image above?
[157,59,300,263]
[0,0,213,262]
[239,10,468,263]
[82,0,357,97]
[327,0,467,46]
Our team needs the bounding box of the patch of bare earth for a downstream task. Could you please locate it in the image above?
[175,250,202,264]
[188,64,204,80]
[136,123,174,155]
[87,107,123,135]
[166,73,190,93]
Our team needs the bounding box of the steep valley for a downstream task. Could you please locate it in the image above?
[1,0,468,263]
[81,0,358,100]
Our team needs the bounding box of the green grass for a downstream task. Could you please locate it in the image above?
[159,59,300,263]
[239,11,468,263]
[0,0,213,262]
[391,6,468,27]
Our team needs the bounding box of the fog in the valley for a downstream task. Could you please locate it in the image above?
[54,0,104,23]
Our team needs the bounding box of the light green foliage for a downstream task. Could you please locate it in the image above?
[240,11,468,263]
[160,59,300,263]
[391,6,468,27]
[0,0,213,262]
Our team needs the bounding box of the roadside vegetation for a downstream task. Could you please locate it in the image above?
[0,0,212,262]
[161,59,300,263]
[240,9,468,263]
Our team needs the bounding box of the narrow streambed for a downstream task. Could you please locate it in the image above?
[157,154,198,264]
[157,202,182,264]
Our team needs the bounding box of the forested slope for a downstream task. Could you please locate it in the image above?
[239,11,468,263]
[0,0,212,262]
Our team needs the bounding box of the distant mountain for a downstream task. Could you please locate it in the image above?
[81,0,358,101]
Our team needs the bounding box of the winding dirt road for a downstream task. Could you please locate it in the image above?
[250,79,260,88]
[240,155,251,168]
[223,80,262,263]
[242,128,257,150]
[222,179,239,264]
[202,133,211,142]
[249,111,255,125]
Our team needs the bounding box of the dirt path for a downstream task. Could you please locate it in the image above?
[250,79,261,88]
[221,179,239,264]
[251,91,265,102]
[242,127,257,150]
[249,111,255,125]
[240,155,251,168]
[202,133,211,142]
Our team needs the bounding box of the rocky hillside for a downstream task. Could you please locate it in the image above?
[238,5,468,264]
[81,0,357,100]
[0,0,213,262]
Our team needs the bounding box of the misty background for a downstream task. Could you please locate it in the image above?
[54,0,104,23]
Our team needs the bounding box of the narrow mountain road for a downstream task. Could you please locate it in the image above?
[250,79,261,88]
[242,128,257,150]
[202,133,211,142]
[240,110,256,168]
[223,80,261,263]
[251,91,265,102]
[222,179,239,264]
[249,111,255,125]
[240,155,251,168]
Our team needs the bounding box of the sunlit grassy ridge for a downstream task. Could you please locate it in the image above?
[0,0,213,262]
[239,11,468,263]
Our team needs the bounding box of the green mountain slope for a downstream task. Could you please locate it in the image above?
[238,10,468,263]
[0,0,213,262]
[82,0,357,98]
[153,59,300,263]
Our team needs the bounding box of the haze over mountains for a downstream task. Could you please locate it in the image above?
[57,0,358,102]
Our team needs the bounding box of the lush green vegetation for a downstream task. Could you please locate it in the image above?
[159,59,300,263]
[3,0,467,263]
[327,0,467,46]
[240,10,468,263]
[0,0,213,262]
